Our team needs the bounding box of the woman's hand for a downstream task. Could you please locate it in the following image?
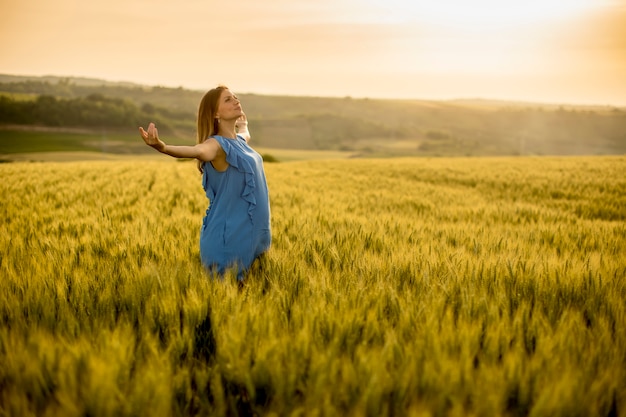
[139,122,166,152]
[235,111,248,130]
[235,112,250,142]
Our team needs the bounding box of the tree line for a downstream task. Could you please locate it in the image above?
[0,93,195,134]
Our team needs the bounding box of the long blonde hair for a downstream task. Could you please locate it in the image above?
[196,85,228,173]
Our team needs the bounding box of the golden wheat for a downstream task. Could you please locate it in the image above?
[0,156,624,416]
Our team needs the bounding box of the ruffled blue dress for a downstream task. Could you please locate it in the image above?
[200,135,271,279]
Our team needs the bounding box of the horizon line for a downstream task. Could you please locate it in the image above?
[1,72,624,109]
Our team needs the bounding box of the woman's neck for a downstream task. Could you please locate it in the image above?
[218,120,237,139]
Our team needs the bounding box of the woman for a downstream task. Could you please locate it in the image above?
[139,85,271,279]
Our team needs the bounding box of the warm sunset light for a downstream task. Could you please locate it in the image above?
[1,0,625,105]
[363,0,602,25]
[1,2,625,411]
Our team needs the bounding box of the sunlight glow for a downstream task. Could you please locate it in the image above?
[1,0,624,104]
[362,0,605,26]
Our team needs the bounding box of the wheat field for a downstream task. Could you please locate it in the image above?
[1,156,625,416]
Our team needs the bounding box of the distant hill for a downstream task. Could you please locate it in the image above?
[1,74,625,157]
[0,74,144,88]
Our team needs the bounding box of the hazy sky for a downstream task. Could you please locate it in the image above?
[1,0,625,105]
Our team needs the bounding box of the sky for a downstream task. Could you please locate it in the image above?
[1,0,625,105]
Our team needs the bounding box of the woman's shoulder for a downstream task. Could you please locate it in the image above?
[205,135,232,146]
[201,136,221,147]
[208,134,238,143]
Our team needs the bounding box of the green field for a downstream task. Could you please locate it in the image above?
[0,129,106,154]
[0,128,353,163]
[0,129,180,156]
[1,156,625,416]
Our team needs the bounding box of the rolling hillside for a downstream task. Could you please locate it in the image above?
[1,74,625,158]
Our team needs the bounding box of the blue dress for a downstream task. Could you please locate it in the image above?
[200,135,271,279]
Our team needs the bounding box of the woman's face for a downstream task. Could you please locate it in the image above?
[216,89,243,121]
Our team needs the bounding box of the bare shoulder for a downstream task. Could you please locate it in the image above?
[197,137,224,161]
[201,136,218,146]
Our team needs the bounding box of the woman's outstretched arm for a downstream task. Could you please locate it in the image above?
[139,122,220,161]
